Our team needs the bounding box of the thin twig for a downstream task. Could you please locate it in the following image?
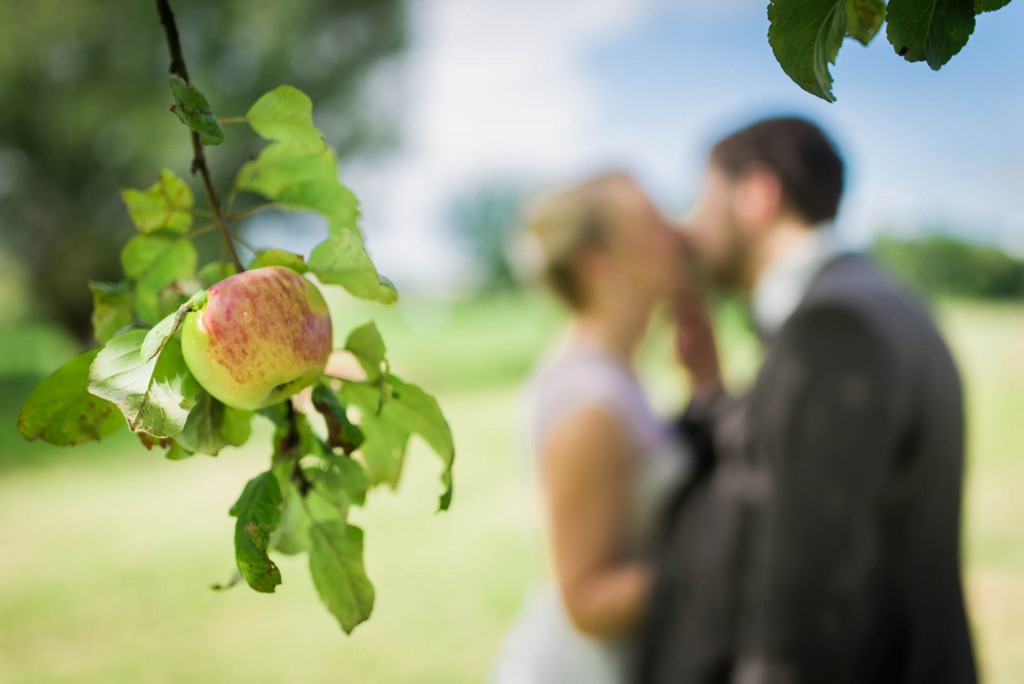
[156,0,244,273]
[218,117,249,125]
[227,202,276,222]
[187,222,217,239]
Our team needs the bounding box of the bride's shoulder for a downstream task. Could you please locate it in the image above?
[522,346,630,450]
[529,345,624,406]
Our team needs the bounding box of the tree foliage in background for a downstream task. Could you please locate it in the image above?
[768,0,1015,101]
[447,183,531,293]
[0,0,406,338]
[872,233,1024,300]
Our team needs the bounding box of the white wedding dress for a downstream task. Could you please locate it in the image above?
[488,337,691,684]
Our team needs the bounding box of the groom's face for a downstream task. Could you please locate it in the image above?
[689,165,750,292]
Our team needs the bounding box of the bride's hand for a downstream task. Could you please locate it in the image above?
[673,245,722,399]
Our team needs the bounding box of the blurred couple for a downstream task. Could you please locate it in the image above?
[489,118,978,684]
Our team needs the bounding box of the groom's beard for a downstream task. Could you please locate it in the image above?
[705,209,752,294]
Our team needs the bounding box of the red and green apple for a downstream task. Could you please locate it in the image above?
[182,266,332,410]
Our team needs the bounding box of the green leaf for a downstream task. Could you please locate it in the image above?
[237,142,359,234]
[247,85,327,151]
[386,375,455,511]
[121,232,198,291]
[303,471,348,522]
[141,291,205,362]
[263,402,299,459]
[768,0,848,102]
[18,349,124,446]
[166,442,195,461]
[308,522,375,634]
[846,0,886,44]
[169,75,225,146]
[121,169,193,234]
[887,0,975,69]
[229,471,283,593]
[356,410,410,487]
[88,330,198,438]
[272,483,312,556]
[134,284,190,327]
[339,381,408,486]
[308,232,398,305]
[312,384,365,454]
[322,454,369,508]
[197,262,237,288]
[345,322,387,380]
[176,390,253,456]
[339,375,454,509]
[89,280,135,344]
[249,248,308,273]
[975,0,1012,13]
[121,232,198,326]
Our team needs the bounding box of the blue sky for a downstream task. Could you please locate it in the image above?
[584,2,1024,247]
[340,0,1024,290]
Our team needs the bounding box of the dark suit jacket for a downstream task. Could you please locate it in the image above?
[637,253,978,684]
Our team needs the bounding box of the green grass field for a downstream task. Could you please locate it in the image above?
[0,294,1021,683]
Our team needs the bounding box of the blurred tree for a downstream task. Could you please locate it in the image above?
[447,182,531,293]
[0,0,407,339]
[872,233,1024,300]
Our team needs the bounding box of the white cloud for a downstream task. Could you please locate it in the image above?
[344,0,1024,293]
[344,0,659,293]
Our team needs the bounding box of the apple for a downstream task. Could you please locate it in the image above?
[181,266,333,410]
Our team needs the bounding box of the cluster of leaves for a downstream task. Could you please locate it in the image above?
[17,81,453,634]
[768,0,1015,101]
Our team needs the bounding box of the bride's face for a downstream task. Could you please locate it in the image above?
[598,181,682,306]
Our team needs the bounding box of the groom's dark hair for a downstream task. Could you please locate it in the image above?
[711,116,844,226]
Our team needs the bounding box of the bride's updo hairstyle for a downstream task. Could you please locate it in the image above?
[525,172,629,310]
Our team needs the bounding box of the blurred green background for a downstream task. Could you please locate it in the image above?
[2,291,1023,683]
[2,0,1023,682]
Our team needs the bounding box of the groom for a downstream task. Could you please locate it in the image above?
[638,118,978,683]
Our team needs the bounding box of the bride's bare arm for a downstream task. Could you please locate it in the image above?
[542,404,649,639]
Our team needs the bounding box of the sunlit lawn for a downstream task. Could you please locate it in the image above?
[0,294,1021,683]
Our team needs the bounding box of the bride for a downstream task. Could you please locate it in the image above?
[490,172,714,683]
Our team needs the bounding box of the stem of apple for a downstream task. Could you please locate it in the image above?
[156,0,245,274]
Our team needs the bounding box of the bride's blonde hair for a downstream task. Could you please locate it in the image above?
[525,172,630,309]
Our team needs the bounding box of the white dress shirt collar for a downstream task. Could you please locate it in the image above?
[752,227,842,339]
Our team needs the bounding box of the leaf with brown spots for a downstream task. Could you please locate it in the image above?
[18,349,125,446]
[228,470,283,593]
[886,0,975,70]
[169,76,224,146]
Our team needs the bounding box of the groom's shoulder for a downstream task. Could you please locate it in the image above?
[794,251,949,361]
[807,252,903,304]
[803,252,931,325]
